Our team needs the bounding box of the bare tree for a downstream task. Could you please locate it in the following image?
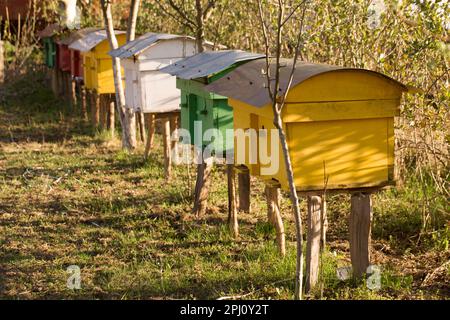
[257,0,309,300]
[155,0,216,53]
[100,0,135,149]
[100,0,142,150]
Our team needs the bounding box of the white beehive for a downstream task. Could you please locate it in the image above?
[109,32,213,113]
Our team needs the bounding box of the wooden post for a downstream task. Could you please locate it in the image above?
[193,159,213,217]
[349,193,372,278]
[227,164,239,238]
[265,184,286,256]
[0,39,4,85]
[90,91,100,128]
[144,113,155,159]
[81,85,88,121]
[101,95,109,130]
[306,195,322,293]
[70,78,77,109]
[51,68,59,96]
[163,117,172,179]
[109,99,115,137]
[137,112,146,143]
[321,195,328,250]
[237,166,251,213]
[170,114,178,151]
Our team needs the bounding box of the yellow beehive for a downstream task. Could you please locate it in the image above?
[69,30,127,94]
[206,59,410,192]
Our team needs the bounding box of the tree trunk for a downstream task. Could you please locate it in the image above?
[100,0,134,150]
[273,112,304,300]
[109,99,115,137]
[127,0,141,42]
[195,0,205,53]
[227,164,239,238]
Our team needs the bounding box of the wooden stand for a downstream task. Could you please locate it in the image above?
[306,195,322,293]
[193,159,213,217]
[90,90,100,128]
[237,166,251,213]
[81,85,88,121]
[227,164,239,238]
[162,117,172,180]
[144,113,155,159]
[349,193,372,278]
[265,183,286,256]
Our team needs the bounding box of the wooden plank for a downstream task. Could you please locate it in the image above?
[265,184,286,256]
[306,195,322,293]
[349,193,372,278]
[237,166,250,213]
[227,164,239,238]
[163,117,172,179]
[283,99,400,123]
[144,113,155,159]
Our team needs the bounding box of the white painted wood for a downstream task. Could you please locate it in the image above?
[118,36,210,114]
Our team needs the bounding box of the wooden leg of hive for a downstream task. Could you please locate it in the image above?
[90,91,100,128]
[265,184,286,256]
[109,98,115,137]
[169,114,178,153]
[144,113,155,159]
[193,160,213,217]
[70,78,77,109]
[349,193,372,279]
[163,117,172,180]
[237,166,250,213]
[137,112,146,143]
[227,164,239,238]
[81,86,88,121]
[321,194,328,250]
[51,68,58,97]
[306,195,322,293]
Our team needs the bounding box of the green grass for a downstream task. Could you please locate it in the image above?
[0,72,448,300]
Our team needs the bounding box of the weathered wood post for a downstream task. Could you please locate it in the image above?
[70,78,77,109]
[227,164,239,238]
[81,85,88,120]
[236,165,251,213]
[265,183,286,256]
[163,117,172,179]
[144,113,155,159]
[109,98,115,137]
[349,192,372,278]
[0,38,4,85]
[169,114,178,151]
[100,95,109,130]
[193,160,213,217]
[306,195,322,293]
[90,90,100,128]
[137,112,146,143]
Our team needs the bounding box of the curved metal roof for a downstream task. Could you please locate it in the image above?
[109,32,216,59]
[159,50,265,80]
[56,28,102,46]
[68,30,126,52]
[205,59,408,107]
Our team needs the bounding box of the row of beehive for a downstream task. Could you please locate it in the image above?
[40,26,408,192]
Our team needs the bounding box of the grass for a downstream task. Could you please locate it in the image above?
[0,72,448,300]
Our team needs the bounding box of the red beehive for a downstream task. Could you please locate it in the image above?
[55,28,99,78]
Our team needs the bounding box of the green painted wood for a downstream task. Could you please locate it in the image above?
[43,37,57,68]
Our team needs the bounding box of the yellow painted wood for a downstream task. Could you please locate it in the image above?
[230,69,404,191]
[81,34,127,94]
[283,99,400,123]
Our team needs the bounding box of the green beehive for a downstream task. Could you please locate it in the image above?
[160,50,264,155]
[39,24,62,69]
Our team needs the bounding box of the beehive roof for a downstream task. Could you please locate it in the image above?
[56,28,102,46]
[38,23,63,38]
[68,30,125,52]
[205,59,408,107]
[108,32,215,59]
[159,50,265,80]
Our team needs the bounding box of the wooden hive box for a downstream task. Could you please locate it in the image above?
[38,24,62,69]
[109,32,214,114]
[69,30,126,93]
[160,50,264,155]
[206,59,409,192]
[56,28,99,74]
